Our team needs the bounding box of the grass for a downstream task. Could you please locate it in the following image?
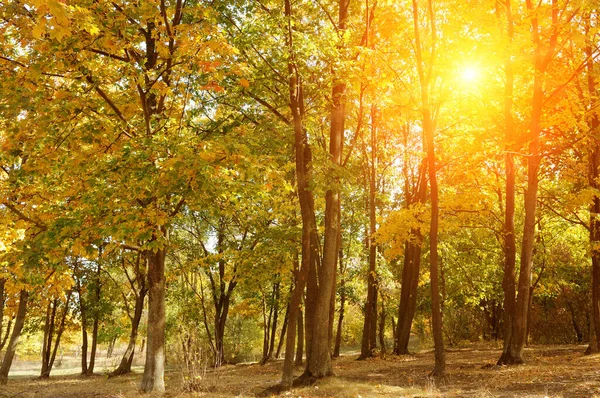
[2,345,600,397]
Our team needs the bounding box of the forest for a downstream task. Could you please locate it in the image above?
[1,0,600,396]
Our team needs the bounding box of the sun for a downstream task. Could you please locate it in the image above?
[460,65,480,83]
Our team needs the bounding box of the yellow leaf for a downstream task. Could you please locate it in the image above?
[239,78,250,88]
[32,24,45,39]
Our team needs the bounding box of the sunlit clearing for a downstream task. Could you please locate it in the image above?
[460,66,480,83]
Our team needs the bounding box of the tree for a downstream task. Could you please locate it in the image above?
[1,0,234,391]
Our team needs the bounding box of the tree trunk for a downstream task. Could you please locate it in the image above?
[275,302,289,359]
[360,105,379,360]
[295,308,304,365]
[268,281,280,360]
[0,290,28,385]
[76,276,88,375]
[41,292,72,378]
[213,294,230,367]
[497,0,517,366]
[113,287,146,376]
[40,300,56,378]
[304,2,348,380]
[525,286,534,346]
[508,0,562,366]
[412,0,445,376]
[88,261,101,374]
[260,288,272,365]
[80,308,89,375]
[141,247,166,392]
[585,13,600,355]
[379,295,386,354]
[333,273,346,358]
[304,232,318,365]
[280,0,315,388]
[395,158,427,355]
[0,278,4,351]
[0,318,13,353]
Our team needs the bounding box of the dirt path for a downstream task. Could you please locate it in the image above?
[1,345,599,397]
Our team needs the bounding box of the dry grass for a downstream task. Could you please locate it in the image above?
[2,345,600,397]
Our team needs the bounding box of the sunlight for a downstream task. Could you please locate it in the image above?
[460,65,480,83]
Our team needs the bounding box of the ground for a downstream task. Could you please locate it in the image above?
[2,345,600,397]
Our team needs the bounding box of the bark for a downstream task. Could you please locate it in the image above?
[304,231,318,364]
[88,262,101,374]
[208,225,237,368]
[79,287,89,375]
[0,290,28,385]
[0,280,13,355]
[360,105,379,360]
[260,287,273,365]
[267,281,280,359]
[304,0,348,379]
[113,288,146,376]
[280,0,316,387]
[41,292,72,378]
[412,0,445,376]
[295,308,304,365]
[0,319,12,353]
[395,241,424,354]
[563,293,583,343]
[275,301,290,359]
[333,246,346,358]
[0,278,4,351]
[379,295,386,354]
[508,0,562,365]
[394,154,427,355]
[585,13,600,355]
[525,286,534,346]
[141,247,166,392]
[497,0,517,366]
[40,301,55,378]
[113,252,148,376]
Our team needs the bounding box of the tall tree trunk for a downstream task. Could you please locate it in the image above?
[0,278,5,352]
[497,0,518,366]
[525,286,535,346]
[304,232,318,364]
[88,261,101,374]
[510,29,542,368]
[40,300,56,378]
[412,0,444,375]
[80,303,89,375]
[508,0,564,365]
[395,153,427,355]
[0,318,12,353]
[280,0,315,387]
[214,294,231,367]
[295,308,304,365]
[0,290,28,385]
[305,0,348,379]
[379,295,386,354]
[261,287,272,365]
[275,301,289,359]
[585,12,600,355]
[360,105,379,360]
[41,292,72,378]
[141,247,166,392]
[268,281,280,360]
[333,250,346,358]
[76,276,88,375]
[113,288,146,376]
